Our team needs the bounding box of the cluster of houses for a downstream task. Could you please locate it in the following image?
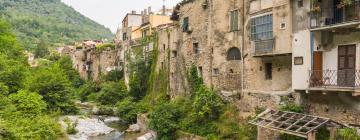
[115,0,360,139]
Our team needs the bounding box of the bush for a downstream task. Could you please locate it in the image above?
[26,65,78,114]
[77,81,97,102]
[97,81,127,105]
[193,85,224,121]
[64,117,78,134]
[96,105,114,116]
[337,128,360,140]
[149,103,180,139]
[4,115,63,140]
[8,90,46,117]
[103,69,123,82]
[116,98,138,123]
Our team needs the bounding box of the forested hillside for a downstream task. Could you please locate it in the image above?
[0,0,113,50]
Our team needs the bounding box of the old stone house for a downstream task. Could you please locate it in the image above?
[70,40,122,81]
[168,0,244,98]
[292,0,360,124]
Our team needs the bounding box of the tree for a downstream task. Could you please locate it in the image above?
[34,39,49,58]
[97,80,128,105]
[26,64,78,114]
[149,103,180,140]
[116,97,138,123]
[8,90,46,117]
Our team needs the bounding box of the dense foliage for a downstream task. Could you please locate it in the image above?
[0,0,113,50]
[0,19,82,139]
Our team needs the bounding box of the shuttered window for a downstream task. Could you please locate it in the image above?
[230,10,239,31]
[182,17,189,32]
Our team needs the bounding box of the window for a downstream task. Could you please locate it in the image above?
[122,33,127,41]
[251,14,273,40]
[182,17,189,32]
[163,44,166,51]
[172,50,177,58]
[298,0,303,8]
[265,63,272,80]
[227,47,241,60]
[213,68,219,75]
[280,22,286,29]
[198,66,203,77]
[230,10,239,31]
[193,43,199,54]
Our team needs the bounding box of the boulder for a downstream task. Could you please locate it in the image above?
[137,131,156,140]
[126,124,141,133]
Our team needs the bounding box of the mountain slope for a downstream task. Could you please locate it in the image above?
[0,0,114,49]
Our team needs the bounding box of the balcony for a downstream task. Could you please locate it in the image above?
[309,70,360,91]
[310,1,360,30]
[254,39,275,56]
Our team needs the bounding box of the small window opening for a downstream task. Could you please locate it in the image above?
[298,0,303,8]
[265,63,272,80]
[229,69,234,73]
[280,22,286,29]
[163,44,166,51]
[193,43,200,54]
[161,62,164,69]
[198,66,203,77]
[213,68,219,75]
[172,51,178,58]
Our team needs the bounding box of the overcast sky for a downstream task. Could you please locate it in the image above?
[61,0,181,33]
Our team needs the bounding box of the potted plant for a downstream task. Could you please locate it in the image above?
[310,0,321,13]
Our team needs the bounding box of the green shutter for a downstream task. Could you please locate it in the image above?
[230,10,238,31]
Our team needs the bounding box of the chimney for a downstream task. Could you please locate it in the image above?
[162,5,166,15]
[148,6,152,14]
[131,10,136,14]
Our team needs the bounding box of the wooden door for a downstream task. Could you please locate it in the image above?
[338,45,356,87]
[312,52,323,86]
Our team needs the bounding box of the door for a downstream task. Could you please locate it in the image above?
[338,45,356,87]
[312,52,323,86]
[334,0,344,23]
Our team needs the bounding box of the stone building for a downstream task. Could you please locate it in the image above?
[167,0,244,98]
[70,40,122,81]
[292,0,360,124]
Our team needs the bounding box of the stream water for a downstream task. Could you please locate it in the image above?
[70,103,144,140]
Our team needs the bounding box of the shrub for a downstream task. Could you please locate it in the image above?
[26,64,78,114]
[103,69,123,82]
[64,117,78,134]
[149,103,180,139]
[77,81,97,102]
[96,105,114,116]
[337,128,360,140]
[187,65,204,92]
[193,85,224,121]
[8,90,46,117]
[115,98,138,123]
[4,115,63,140]
[97,81,127,105]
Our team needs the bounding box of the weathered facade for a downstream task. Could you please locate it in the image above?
[70,41,122,81]
[292,0,360,124]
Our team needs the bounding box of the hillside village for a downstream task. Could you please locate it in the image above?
[54,0,360,139]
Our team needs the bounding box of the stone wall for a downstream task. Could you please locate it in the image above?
[72,47,122,81]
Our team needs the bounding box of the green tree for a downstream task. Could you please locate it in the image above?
[97,80,128,105]
[8,90,46,117]
[26,64,78,114]
[116,97,138,123]
[34,39,49,58]
[193,85,224,121]
[149,103,180,140]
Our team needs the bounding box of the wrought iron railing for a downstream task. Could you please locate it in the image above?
[309,69,360,88]
[310,1,360,28]
[254,39,275,55]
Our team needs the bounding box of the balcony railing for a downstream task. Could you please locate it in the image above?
[254,39,275,55]
[310,1,360,29]
[309,69,360,88]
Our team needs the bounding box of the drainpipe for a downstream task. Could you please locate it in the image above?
[241,0,245,96]
[208,0,214,88]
